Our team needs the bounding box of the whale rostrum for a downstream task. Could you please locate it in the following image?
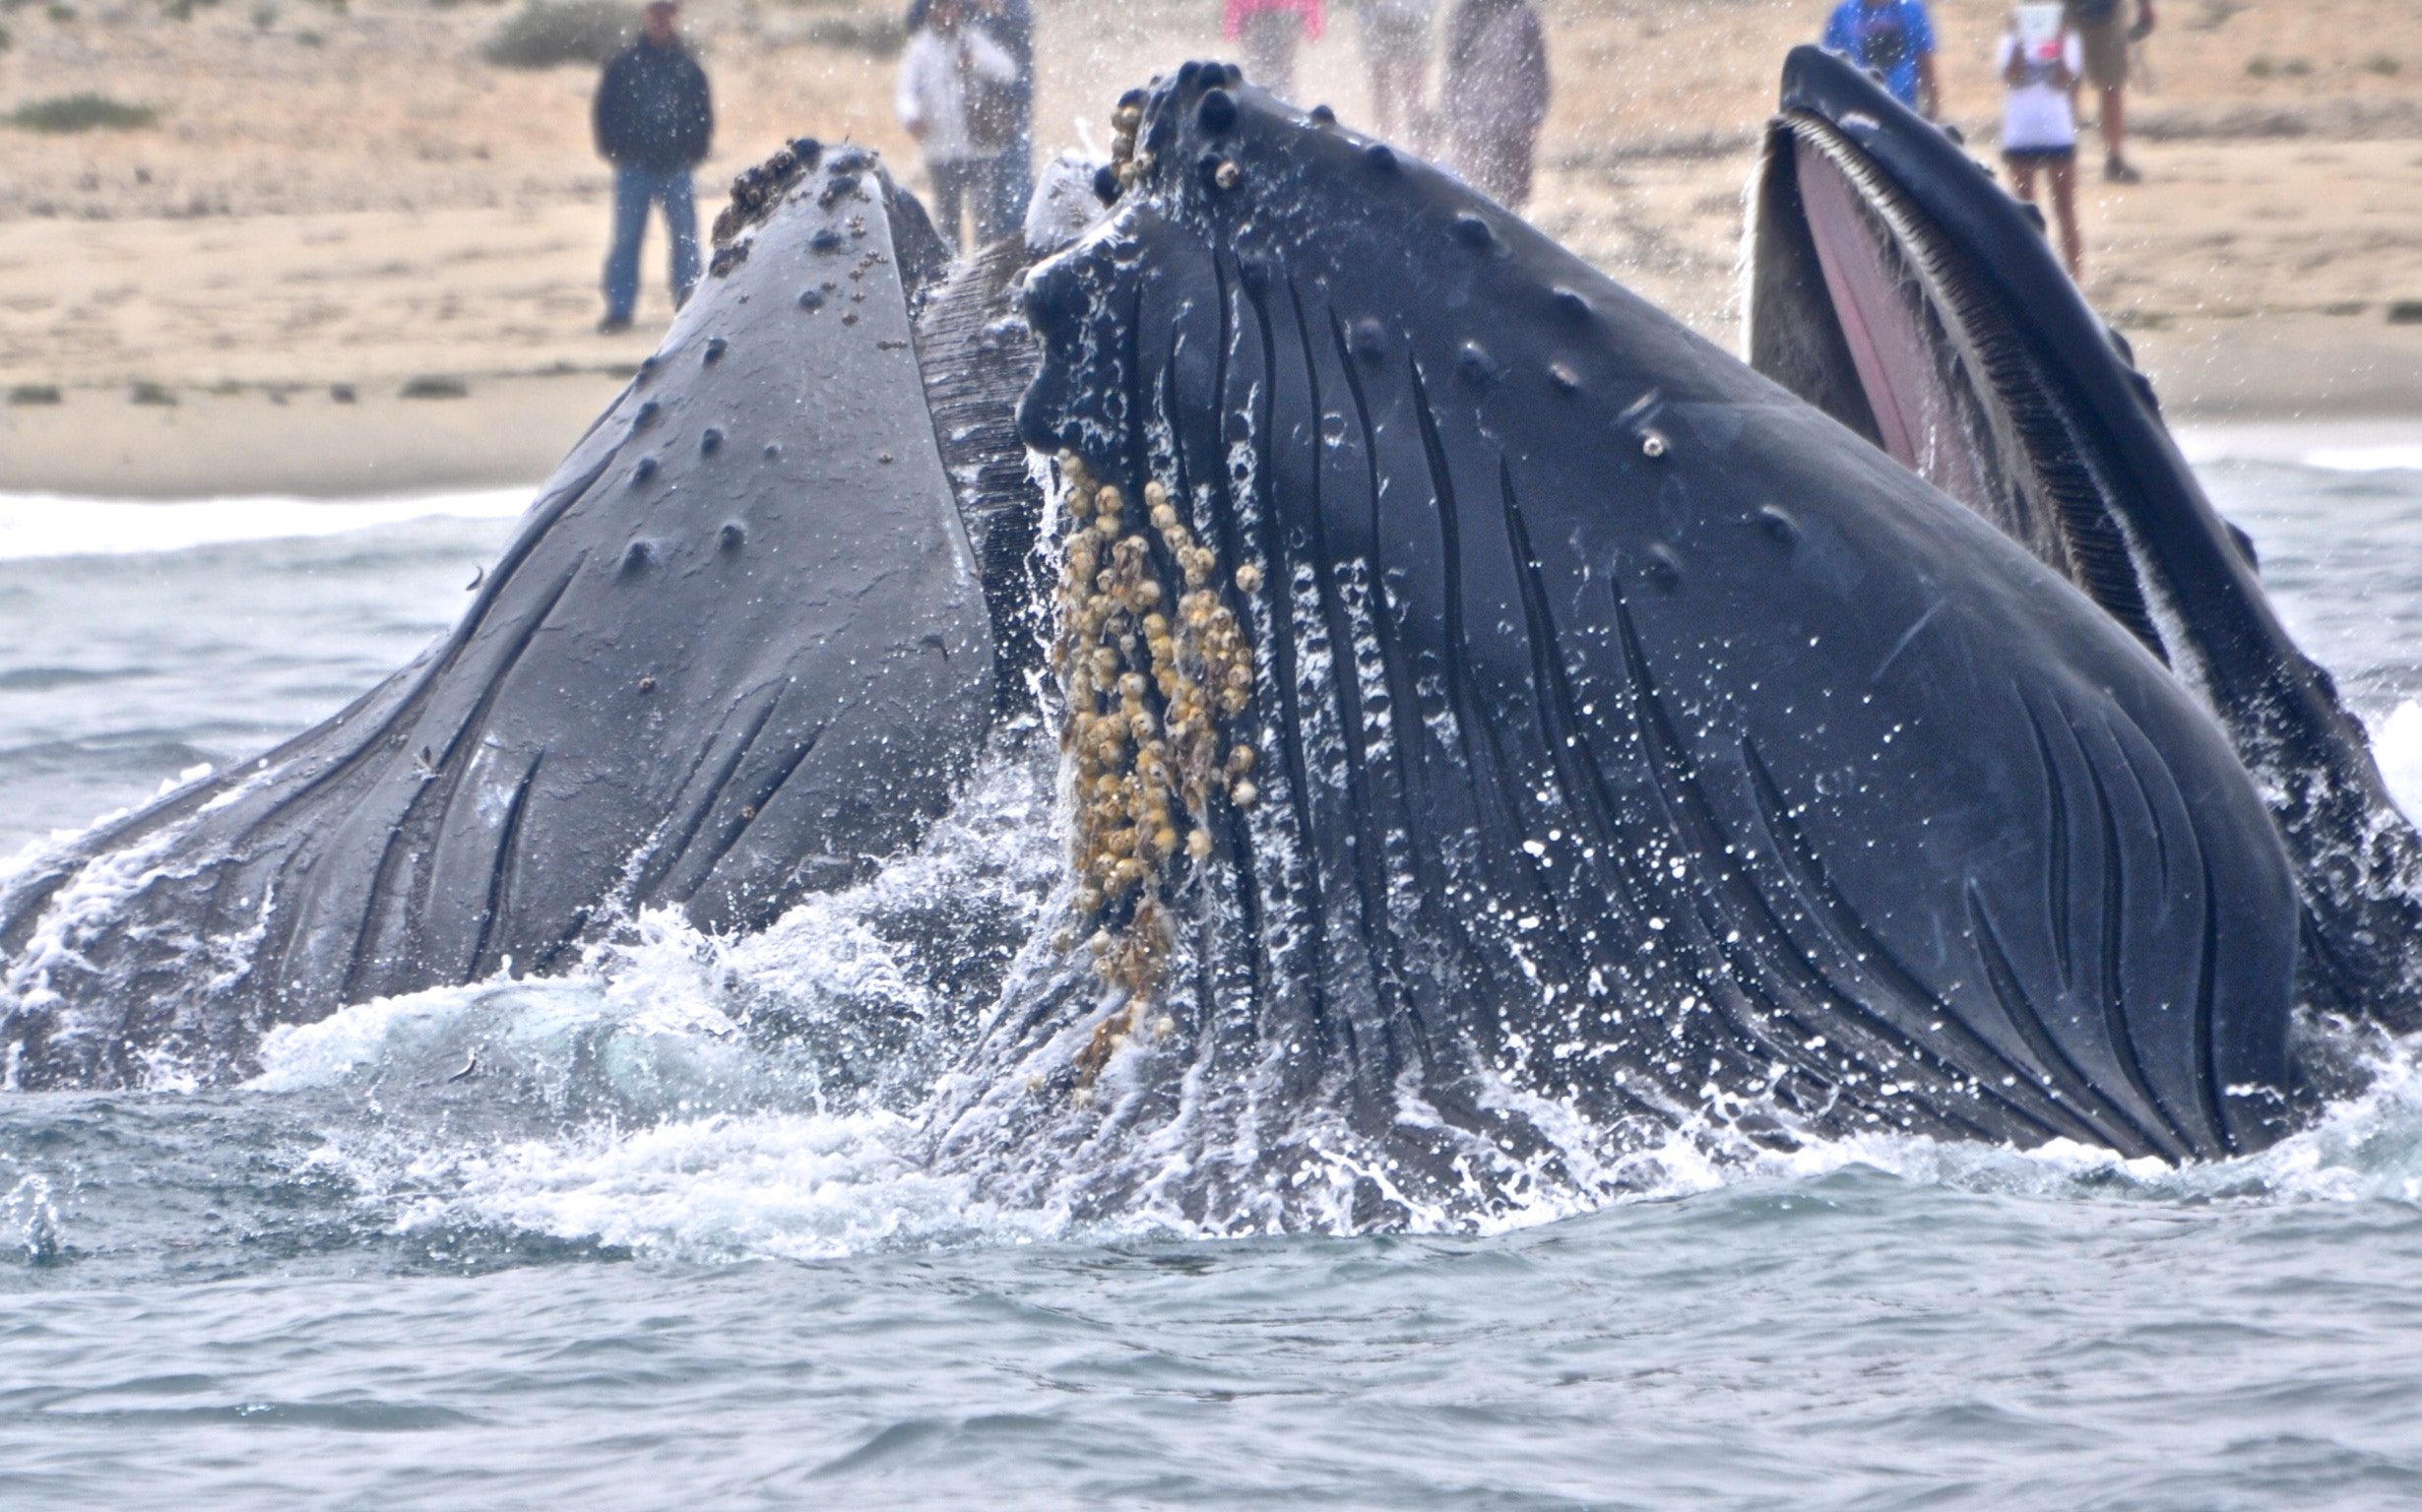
[3,65,2413,1221]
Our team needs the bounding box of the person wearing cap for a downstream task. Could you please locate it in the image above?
[593,0,715,333]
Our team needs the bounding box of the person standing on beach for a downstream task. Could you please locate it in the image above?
[2064,0,2152,181]
[1225,0,1324,103]
[905,0,1034,243]
[970,0,1035,243]
[592,0,713,334]
[2000,7,2084,278]
[1440,0,1548,210]
[896,0,1020,253]
[1820,0,1943,119]
[1355,0,1435,145]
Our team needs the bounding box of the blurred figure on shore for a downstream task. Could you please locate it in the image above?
[2001,5,2083,277]
[907,0,1035,242]
[2065,0,2152,181]
[897,0,1020,253]
[1226,0,1324,102]
[1441,0,1548,210]
[1355,0,1435,145]
[1820,0,1942,118]
[592,0,713,333]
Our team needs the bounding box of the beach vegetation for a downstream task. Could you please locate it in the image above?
[129,381,177,406]
[2244,55,2272,77]
[400,376,470,400]
[804,14,904,56]
[44,3,72,19]
[2366,54,2400,75]
[2389,301,2422,326]
[482,0,631,67]
[7,385,61,406]
[8,94,158,133]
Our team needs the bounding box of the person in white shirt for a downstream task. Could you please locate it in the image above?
[895,0,1019,253]
[1997,6,2084,279]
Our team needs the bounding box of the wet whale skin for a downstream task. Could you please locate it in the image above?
[0,152,991,1089]
[993,65,2300,1181]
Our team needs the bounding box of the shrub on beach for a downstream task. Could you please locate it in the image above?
[482,0,630,67]
[804,14,902,56]
[7,94,159,133]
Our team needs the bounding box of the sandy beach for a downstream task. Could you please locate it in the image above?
[1,0,2417,495]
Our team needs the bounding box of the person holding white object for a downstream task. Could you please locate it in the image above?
[1998,4,2084,280]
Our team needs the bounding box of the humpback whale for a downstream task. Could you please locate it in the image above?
[1,61,2412,1220]
[0,146,997,1087]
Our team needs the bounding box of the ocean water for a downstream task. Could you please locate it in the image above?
[4,429,2422,1508]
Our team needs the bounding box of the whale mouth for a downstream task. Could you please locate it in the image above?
[1747,45,2422,1034]
[1748,107,2171,657]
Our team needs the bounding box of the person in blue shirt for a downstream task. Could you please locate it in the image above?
[1821,0,1943,118]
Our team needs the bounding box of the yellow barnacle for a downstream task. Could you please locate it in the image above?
[1228,744,1256,773]
[1186,828,1212,860]
[1131,579,1163,608]
[1234,563,1263,593]
[1231,779,1259,809]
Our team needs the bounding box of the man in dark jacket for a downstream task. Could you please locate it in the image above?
[593,0,713,332]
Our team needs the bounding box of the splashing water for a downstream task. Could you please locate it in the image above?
[2,435,2422,1505]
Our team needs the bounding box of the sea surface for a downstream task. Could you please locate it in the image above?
[4,427,2422,1508]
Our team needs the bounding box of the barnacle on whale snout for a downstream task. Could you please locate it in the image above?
[1047,446,1259,1024]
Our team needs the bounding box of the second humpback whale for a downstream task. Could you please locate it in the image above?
[3,61,2415,1225]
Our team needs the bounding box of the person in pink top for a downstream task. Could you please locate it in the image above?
[1225,0,1324,102]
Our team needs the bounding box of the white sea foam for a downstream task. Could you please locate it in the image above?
[2306,445,2422,473]
[248,885,2422,1266]
[2370,701,2422,823]
[0,487,532,561]
[2174,420,2422,472]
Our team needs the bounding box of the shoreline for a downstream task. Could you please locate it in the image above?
[2,314,2414,501]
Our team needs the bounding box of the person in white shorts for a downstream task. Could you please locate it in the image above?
[1998,7,2084,279]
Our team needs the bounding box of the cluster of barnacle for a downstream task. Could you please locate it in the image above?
[1051,451,1262,1048]
[707,136,827,276]
[1106,89,1151,193]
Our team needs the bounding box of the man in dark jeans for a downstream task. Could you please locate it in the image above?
[593,0,713,333]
